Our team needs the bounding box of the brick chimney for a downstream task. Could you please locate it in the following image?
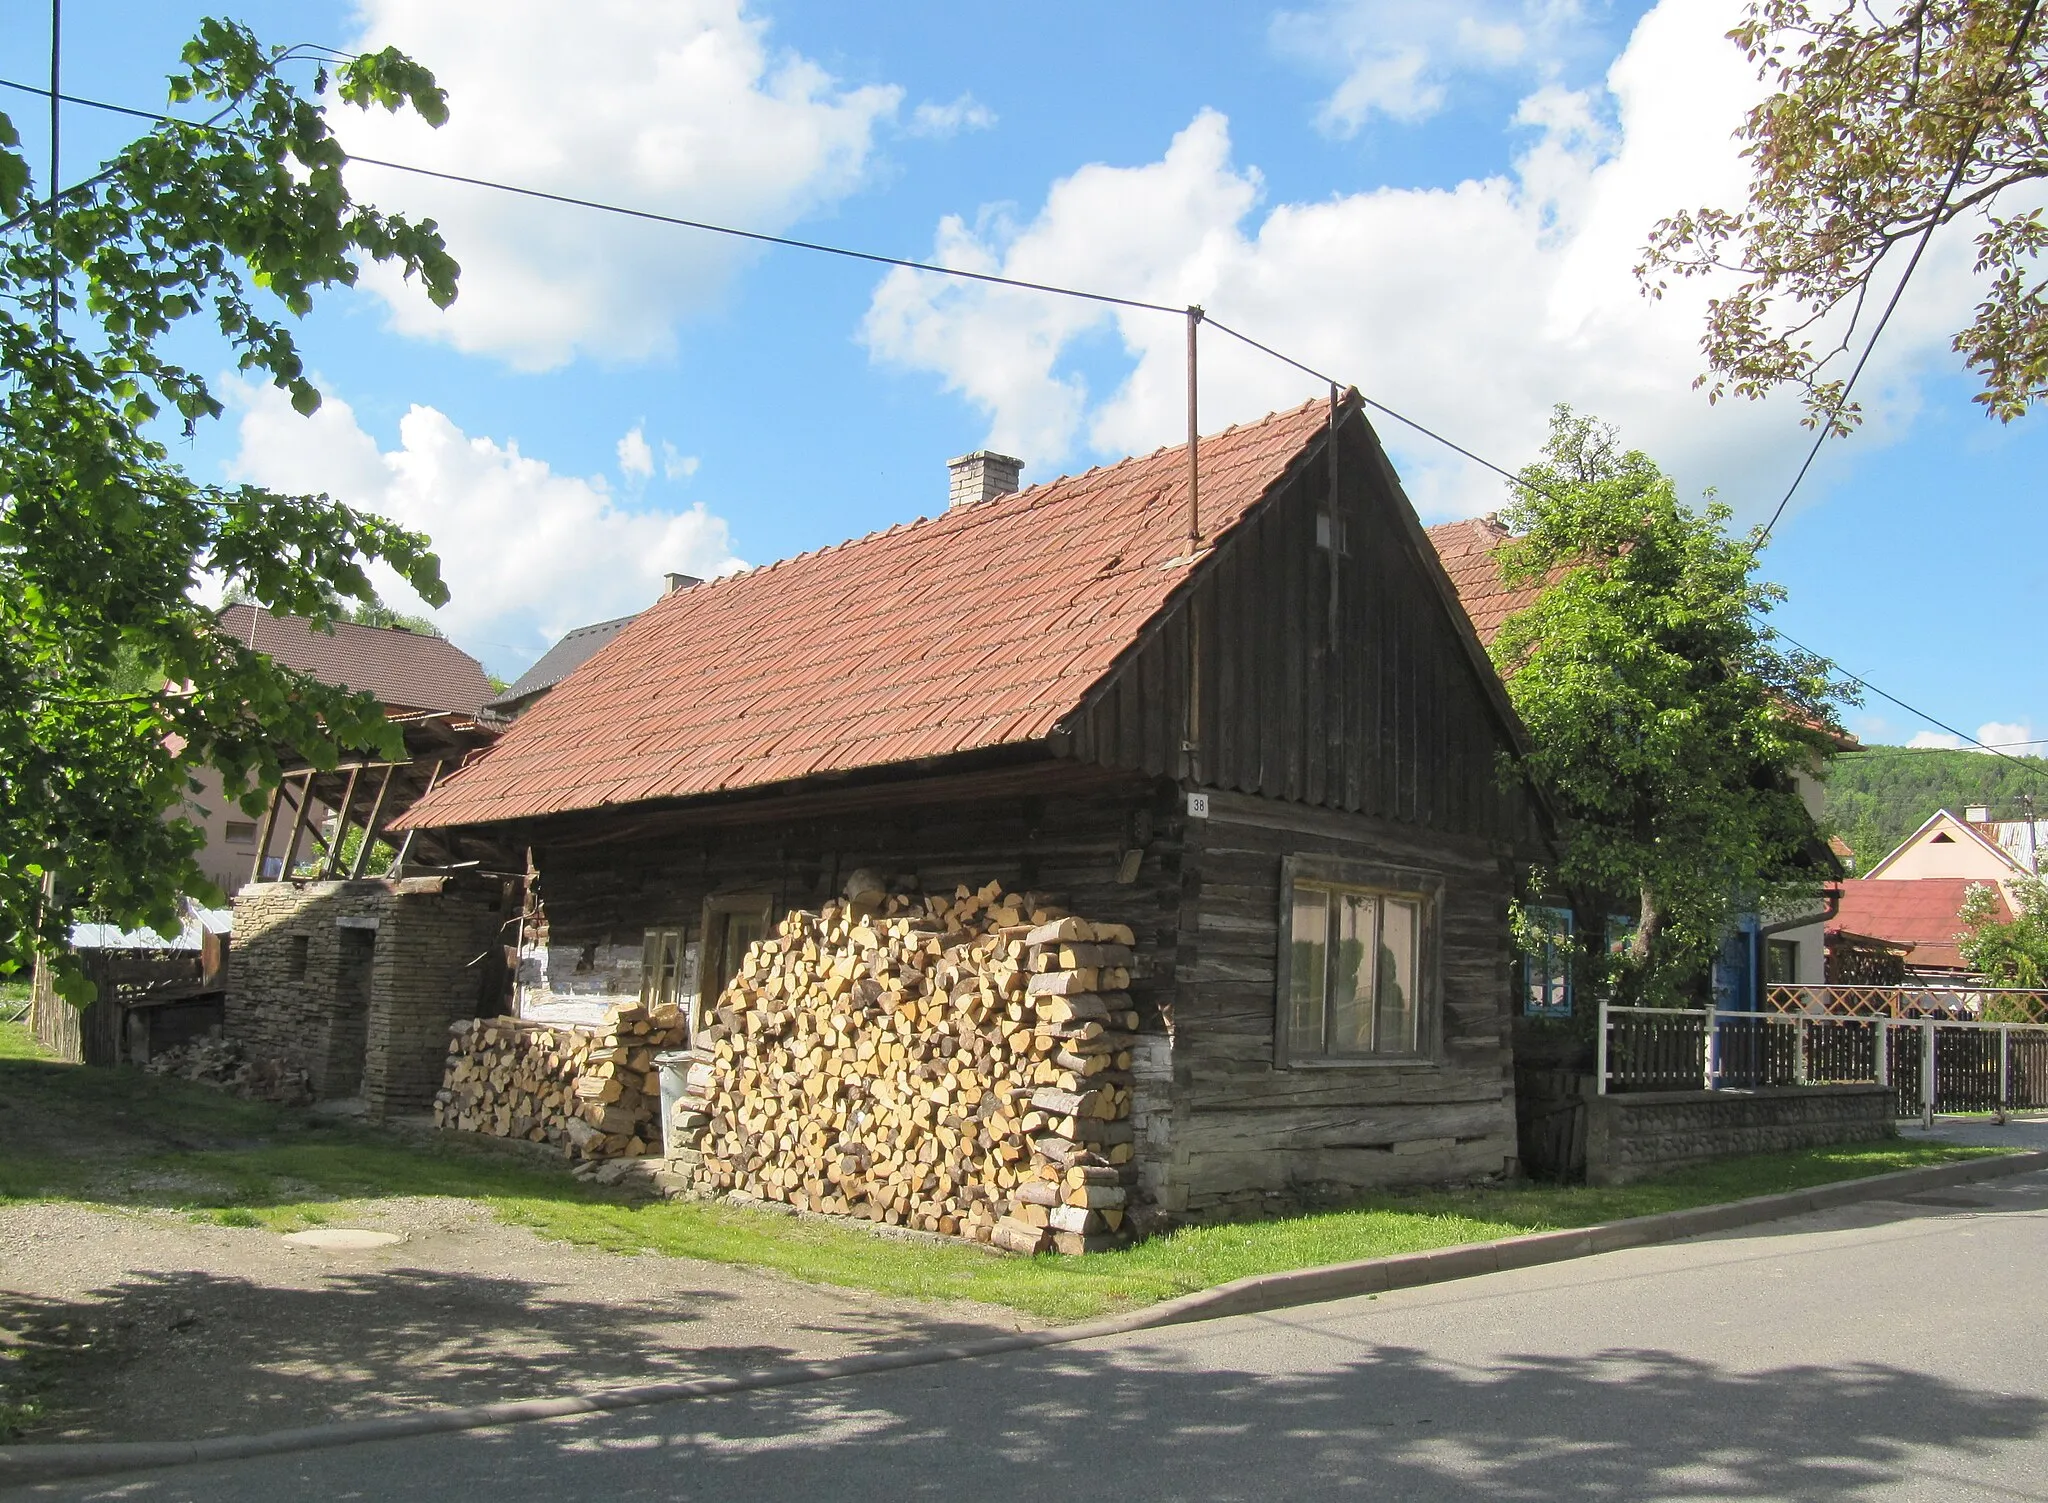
[665,572,703,596]
[947,451,1023,508]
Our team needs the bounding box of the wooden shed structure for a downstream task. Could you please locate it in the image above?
[399,395,1550,1220]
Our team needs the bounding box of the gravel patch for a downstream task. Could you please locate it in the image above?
[0,1198,1038,1443]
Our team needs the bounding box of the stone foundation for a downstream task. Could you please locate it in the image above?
[1585,1084,1896,1186]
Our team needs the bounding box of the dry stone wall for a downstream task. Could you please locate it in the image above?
[225,875,510,1117]
[674,881,1141,1255]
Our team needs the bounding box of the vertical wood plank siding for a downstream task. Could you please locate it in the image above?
[1062,412,1536,1214]
[1067,415,1539,850]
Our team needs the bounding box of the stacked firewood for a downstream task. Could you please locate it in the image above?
[678,882,1140,1255]
[435,1003,687,1159]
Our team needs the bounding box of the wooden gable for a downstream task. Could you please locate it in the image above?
[1058,400,1546,855]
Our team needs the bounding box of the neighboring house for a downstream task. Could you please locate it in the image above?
[1423,517,1843,1011]
[186,606,496,897]
[487,574,703,720]
[397,396,1552,1219]
[1829,876,2011,985]
[1862,807,2043,909]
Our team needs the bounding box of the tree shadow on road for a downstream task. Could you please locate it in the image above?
[41,1322,2048,1501]
[0,1264,1019,1447]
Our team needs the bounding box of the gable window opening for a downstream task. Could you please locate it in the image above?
[1286,880,1425,1061]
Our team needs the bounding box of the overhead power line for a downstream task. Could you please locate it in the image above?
[3,74,1551,501]
[5,75,2032,769]
[1843,736,2048,755]
[1765,624,2048,786]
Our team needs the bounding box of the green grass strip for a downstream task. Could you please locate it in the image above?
[0,1023,2011,1323]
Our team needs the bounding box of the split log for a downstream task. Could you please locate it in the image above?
[679,880,1138,1253]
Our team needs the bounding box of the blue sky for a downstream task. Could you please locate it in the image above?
[3,1,2041,751]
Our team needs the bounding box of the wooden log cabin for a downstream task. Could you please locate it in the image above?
[398,395,1552,1221]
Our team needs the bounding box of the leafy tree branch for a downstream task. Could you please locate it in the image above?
[0,20,458,999]
[1639,0,2048,429]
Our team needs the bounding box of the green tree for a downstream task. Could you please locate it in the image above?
[1640,1,2048,429]
[1492,408,1852,1004]
[1959,877,2048,1003]
[0,21,458,997]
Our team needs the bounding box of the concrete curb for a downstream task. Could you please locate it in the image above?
[1127,1148,2048,1327]
[5,1148,2042,1488]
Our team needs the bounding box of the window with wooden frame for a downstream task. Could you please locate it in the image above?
[641,928,685,1010]
[1277,857,1439,1065]
[1521,904,1573,1018]
[700,894,772,1020]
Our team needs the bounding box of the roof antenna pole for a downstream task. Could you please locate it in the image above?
[47,0,60,332]
[1186,305,1204,552]
[1328,382,1341,641]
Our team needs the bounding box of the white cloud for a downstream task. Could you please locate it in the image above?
[616,425,655,479]
[1904,721,2038,753]
[864,0,1992,528]
[661,442,701,481]
[908,94,997,139]
[335,0,902,370]
[1977,721,2040,753]
[226,383,744,671]
[1273,0,1587,134]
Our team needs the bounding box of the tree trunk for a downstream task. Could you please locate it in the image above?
[1629,882,1661,967]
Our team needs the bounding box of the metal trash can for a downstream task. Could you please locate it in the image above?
[653,1050,692,1159]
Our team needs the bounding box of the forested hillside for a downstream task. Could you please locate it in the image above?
[1823,748,2048,869]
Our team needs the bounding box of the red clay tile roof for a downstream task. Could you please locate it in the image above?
[403,399,1339,829]
[1423,516,1546,647]
[219,603,494,716]
[1829,877,2011,971]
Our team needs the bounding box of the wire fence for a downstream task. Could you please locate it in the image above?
[1599,997,2048,1119]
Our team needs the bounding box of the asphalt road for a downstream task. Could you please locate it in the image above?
[18,1169,2048,1502]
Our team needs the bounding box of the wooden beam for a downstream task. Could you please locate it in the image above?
[320,764,362,879]
[323,765,364,884]
[388,759,445,874]
[350,763,399,879]
[280,771,315,879]
[249,781,283,887]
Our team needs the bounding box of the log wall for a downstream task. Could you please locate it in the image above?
[528,768,1188,1035]
[523,763,1521,1223]
[1153,789,1520,1218]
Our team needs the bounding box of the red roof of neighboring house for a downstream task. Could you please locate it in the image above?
[218,604,494,716]
[403,398,1340,829]
[1422,516,1546,648]
[1829,877,2010,971]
